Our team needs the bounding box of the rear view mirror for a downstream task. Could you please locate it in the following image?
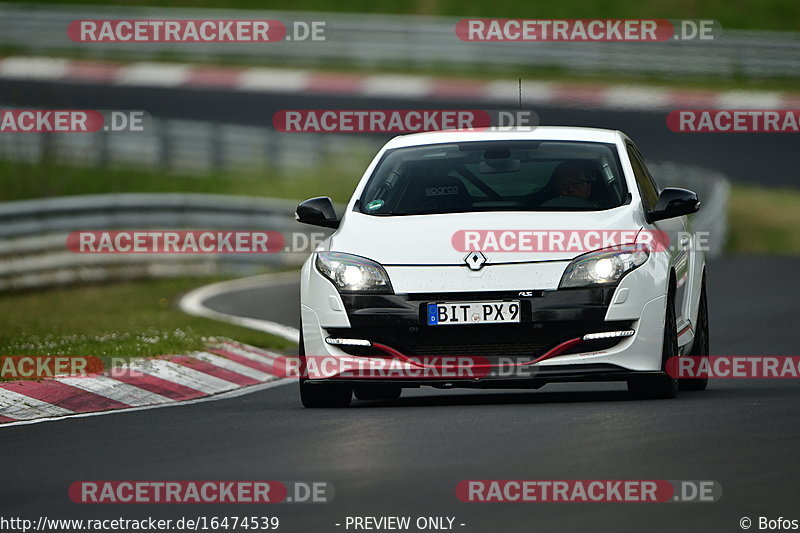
[648,188,700,222]
[478,159,521,174]
[295,197,340,229]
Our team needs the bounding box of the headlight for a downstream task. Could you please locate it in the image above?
[559,245,649,288]
[315,252,393,293]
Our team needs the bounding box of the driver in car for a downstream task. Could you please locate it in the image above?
[555,165,593,200]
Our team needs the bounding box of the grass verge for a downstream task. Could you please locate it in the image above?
[727,185,800,255]
[0,277,295,366]
[0,159,361,204]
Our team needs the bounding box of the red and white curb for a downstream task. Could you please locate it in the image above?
[1,55,798,111]
[0,340,291,427]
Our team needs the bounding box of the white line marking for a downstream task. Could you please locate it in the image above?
[485,80,554,103]
[179,271,300,343]
[238,68,310,92]
[715,91,783,109]
[116,62,190,87]
[54,375,173,407]
[361,75,432,98]
[606,86,671,110]
[0,57,70,80]
[0,388,74,420]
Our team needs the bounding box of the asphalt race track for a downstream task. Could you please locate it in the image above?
[3,71,799,531]
[0,78,795,187]
[2,255,800,533]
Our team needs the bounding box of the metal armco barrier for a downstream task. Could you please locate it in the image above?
[0,4,798,78]
[0,117,381,175]
[0,193,331,290]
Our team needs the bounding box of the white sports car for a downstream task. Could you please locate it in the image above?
[295,127,709,407]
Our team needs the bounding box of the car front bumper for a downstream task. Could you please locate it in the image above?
[300,279,667,386]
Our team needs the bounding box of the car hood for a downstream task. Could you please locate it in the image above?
[328,208,644,265]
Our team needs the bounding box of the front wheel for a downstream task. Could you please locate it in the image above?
[299,380,352,408]
[297,325,352,408]
[680,271,709,391]
[628,283,680,400]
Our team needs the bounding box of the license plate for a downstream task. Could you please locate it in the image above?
[426,301,521,326]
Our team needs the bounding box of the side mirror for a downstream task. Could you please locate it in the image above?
[295,196,340,229]
[648,188,700,222]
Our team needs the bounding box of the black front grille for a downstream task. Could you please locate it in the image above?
[328,320,633,362]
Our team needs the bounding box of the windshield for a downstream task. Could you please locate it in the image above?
[358,140,629,215]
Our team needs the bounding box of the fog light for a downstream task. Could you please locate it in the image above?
[582,330,635,341]
[325,337,372,346]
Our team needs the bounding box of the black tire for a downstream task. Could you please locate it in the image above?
[628,282,680,399]
[354,384,402,401]
[299,380,352,408]
[680,271,709,391]
[297,326,352,408]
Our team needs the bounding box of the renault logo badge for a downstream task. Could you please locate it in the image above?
[463,251,487,271]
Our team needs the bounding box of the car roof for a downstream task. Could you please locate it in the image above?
[383,126,624,149]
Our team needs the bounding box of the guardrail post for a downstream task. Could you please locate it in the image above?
[158,118,172,173]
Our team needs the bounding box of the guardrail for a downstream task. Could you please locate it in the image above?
[0,116,381,174]
[0,4,798,78]
[0,167,728,291]
[0,193,331,290]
